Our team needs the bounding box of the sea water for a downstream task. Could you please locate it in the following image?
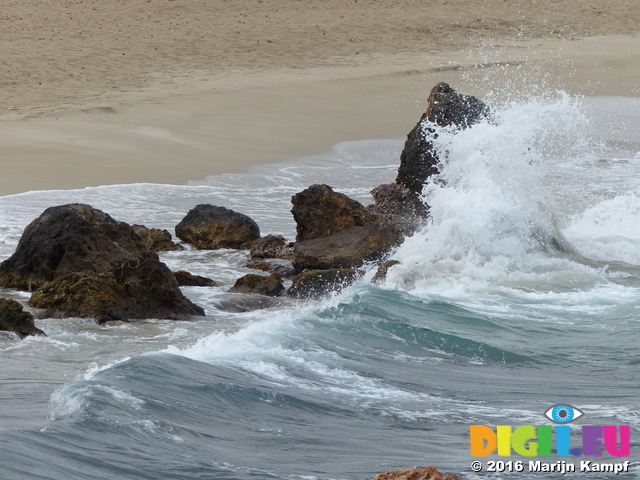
[0,93,639,479]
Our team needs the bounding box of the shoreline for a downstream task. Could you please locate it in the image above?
[1,32,639,196]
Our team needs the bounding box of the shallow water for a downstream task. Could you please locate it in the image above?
[0,94,639,479]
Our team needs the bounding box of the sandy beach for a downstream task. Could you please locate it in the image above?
[1,0,639,196]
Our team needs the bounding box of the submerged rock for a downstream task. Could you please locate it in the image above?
[0,204,204,322]
[214,296,279,313]
[132,224,183,252]
[229,274,285,297]
[175,204,260,250]
[0,299,45,338]
[396,82,490,195]
[287,268,360,299]
[374,466,467,480]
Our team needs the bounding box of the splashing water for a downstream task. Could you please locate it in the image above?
[384,92,615,297]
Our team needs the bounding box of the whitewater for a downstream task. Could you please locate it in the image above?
[0,91,639,479]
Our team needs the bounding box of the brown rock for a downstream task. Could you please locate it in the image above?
[0,299,45,338]
[132,224,183,252]
[250,234,293,260]
[291,184,378,242]
[175,204,260,250]
[29,259,204,323]
[229,274,285,297]
[292,225,401,270]
[374,466,467,480]
[370,183,427,219]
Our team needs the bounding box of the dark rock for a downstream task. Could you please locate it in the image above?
[0,204,204,321]
[291,184,378,242]
[288,268,360,299]
[396,82,490,195]
[132,224,183,252]
[175,204,260,250]
[368,183,427,238]
[229,274,285,297]
[374,466,467,480]
[292,225,401,270]
[174,270,218,287]
[245,260,296,279]
[0,204,157,291]
[250,234,293,260]
[29,259,204,323]
[372,259,401,284]
[369,183,427,219]
[0,299,45,338]
[423,82,490,129]
[289,184,407,272]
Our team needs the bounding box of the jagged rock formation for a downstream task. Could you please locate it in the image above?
[287,83,490,290]
[396,82,490,196]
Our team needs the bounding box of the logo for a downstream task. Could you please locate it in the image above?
[544,404,584,424]
[469,405,631,458]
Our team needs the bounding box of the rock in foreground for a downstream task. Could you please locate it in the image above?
[0,204,204,322]
[374,466,467,480]
[175,204,260,250]
[0,203,156,291]
[29,260,204,323]
[0,299,45,338]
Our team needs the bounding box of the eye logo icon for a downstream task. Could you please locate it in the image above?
[544,404,584,424]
